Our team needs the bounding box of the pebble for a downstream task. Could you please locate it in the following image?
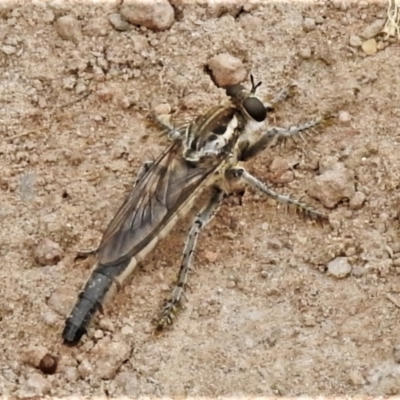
[360,19,385,39]
[20,344,49,368]
[349,369,365,386]
[91,338,132,379]
[24,373,50,395]
[393,344,400,363]
[39,353,58,375]
[327,257,352,278]
[303,17,316,32]
[64,366,79,382]
[99,318,115,332]
[114,372,139,397]
[308,163,355,208]
[77,359,93,379]
[270,156,296,174]
[47,286,76,316]
[361,39,377,55]
[204,250,218,263]
[34,238,63,266]
[55,15,82,43]
[349,35,362,47]
[108,13,130,31]
[120,0,174,31]
[299,47,312,59]
[226,279,236,289]
[153,103,171,116]
[266,238,282,250]
[1,44,17,55]
[84,17,109,37]
[94,329,104,339]
[207,53,247,87]
[349,191,366,210]
[338,110,351,123]
[351,266,367,277]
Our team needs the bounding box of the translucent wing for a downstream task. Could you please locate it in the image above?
[98,142,219,266]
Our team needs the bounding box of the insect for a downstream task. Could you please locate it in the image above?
[62,75,330,345]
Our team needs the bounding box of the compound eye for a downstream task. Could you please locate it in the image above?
[243,97,267,122]
[226,84,245,99]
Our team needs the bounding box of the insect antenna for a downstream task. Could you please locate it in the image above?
[250,74,263,94]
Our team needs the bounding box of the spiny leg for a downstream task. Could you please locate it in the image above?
[270,83,297,106]
[149,113,186,142]
[240,115,328,161]
[156,187,224,332]
[227,167,327,223]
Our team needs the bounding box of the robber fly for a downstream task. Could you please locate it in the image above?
[63,76,329,345]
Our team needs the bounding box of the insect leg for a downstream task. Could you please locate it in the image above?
[150,114,186,142]
[240,115,327,161]
[156,187,224,332]
[227,167,328,223]
[270,83,297,106]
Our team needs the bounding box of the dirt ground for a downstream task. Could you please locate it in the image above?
[3,0,400,397]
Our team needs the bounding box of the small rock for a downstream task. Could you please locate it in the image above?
[338,110,351,124]
[351,266,366,276]
[114,371,139,397]
[41,309,59,326]
[299,47,312,59]
[270,156,296,174]
[34,238,63,266]
[327,257,352,278]
[108,13,130,31]
[24,373,50,395]
[303,17,316,32]
[94,329,104,339]
[39,354,58,375]
[1,45,17,55]
[77,359,93,379]
[204,250,218,263]
[361,39,377,55]
[349,35,362,47]
[20,345,49,369]
[55,15,82,43]
[393,344,400,363]
[84,17,109,37]
[99,318,115,332]
[308,163,355,208]
[266,238,282,250]
[349,369,365,385]
[393,258,400,267]
[349,191,366,210]
[207,53,247,87]
[75,82,86,94]
[302,313,316,327]
[47,286,76,316]
[239,14,263,31]
[226,279,236,289]
[360,19,385,39]
[261,222,269,231]
[153,103,171,116]
[91,338,132,379]
[121,325,134,335]
[120,0,174,31]
[64,366,79,382]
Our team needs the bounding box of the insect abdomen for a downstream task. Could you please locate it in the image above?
[62,261,129,344]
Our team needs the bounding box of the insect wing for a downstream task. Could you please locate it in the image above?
[97,142,217,266]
